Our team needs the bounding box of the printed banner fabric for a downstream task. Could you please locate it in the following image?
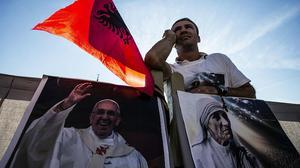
[33,0,154,95]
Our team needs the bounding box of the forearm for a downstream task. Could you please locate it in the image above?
[145,37,174,70]
[188,83,256,98]
[226,84,256,98]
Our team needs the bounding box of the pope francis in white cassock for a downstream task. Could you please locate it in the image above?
[10,83,148,168]
[191,97,261,168]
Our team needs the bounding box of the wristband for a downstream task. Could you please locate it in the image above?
[216,85,228,96]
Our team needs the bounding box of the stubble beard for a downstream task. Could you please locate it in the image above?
[176,42,197,53]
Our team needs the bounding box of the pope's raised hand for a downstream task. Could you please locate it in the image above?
[56,83,92,111]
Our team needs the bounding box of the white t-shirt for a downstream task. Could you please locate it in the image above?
[170,53,250,90]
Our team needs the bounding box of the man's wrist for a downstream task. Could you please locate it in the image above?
[216,85,228,96]
[164,36,176,44]
[223,87,229,96]
[163,29,176,43]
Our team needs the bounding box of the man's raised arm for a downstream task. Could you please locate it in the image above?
[144,30,176,80]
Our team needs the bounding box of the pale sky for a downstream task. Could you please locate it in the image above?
[1,0,300,104]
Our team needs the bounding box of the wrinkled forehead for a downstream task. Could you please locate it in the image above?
[208,110,228,120]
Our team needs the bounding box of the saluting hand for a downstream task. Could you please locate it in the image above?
[163,29,176,44]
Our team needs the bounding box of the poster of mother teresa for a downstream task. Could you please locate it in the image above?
[177,91,299,168]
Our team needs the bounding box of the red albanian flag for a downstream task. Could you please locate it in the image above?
[33,0,154,95]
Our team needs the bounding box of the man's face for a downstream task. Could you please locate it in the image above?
[207,110,232,145]
[90,101,121,139]
[171,20,200,48]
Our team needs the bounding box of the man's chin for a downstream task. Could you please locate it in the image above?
[178,40,192,45]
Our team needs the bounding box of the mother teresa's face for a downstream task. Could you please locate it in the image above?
[90,101,120,139]
[207,110,232,146]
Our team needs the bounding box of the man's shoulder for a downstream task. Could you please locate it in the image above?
[206,53,229,59]
[206,53,233,66]
[169,53,230,68]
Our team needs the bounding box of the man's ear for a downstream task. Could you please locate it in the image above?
[197,35,201,43]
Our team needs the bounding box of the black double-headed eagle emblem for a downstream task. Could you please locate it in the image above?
[94,2,132,45]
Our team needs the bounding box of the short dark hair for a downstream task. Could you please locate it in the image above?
[172,18,199,35]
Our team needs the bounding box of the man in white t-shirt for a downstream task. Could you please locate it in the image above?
[145,18,255,98]
[191,97,261,168]
[11,83,148,168]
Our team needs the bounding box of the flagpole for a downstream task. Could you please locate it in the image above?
[96,74,99,82]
